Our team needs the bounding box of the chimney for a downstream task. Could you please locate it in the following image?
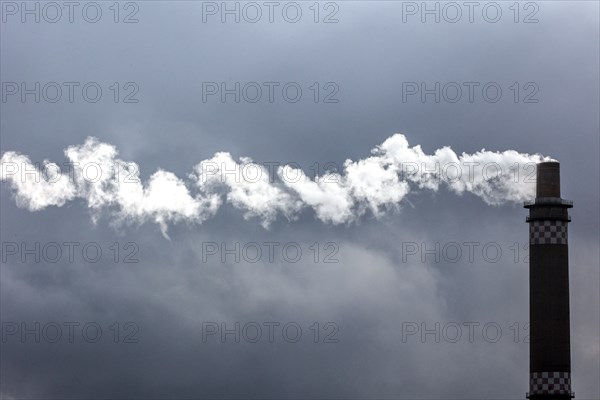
[524,162,574,399]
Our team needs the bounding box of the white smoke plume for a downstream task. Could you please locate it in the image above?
[193,152,302,228]
[1,134,552,234]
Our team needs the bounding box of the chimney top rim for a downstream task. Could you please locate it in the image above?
[538,161,560,166]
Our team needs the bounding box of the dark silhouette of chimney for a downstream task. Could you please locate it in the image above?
[525,162,574,399]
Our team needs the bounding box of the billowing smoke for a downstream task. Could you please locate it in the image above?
[1,134,552,235]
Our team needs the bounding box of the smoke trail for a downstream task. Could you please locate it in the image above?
[1,134,552,235]
[277,134,553,223]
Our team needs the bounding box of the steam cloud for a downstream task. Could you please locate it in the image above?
[1,134,552,236]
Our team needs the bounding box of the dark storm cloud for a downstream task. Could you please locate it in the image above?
[1,1,598,399]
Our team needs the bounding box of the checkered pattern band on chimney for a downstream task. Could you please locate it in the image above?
[530,220,568,245]
[529,372,573,397]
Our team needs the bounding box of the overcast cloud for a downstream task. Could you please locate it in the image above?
[1,1,598,399]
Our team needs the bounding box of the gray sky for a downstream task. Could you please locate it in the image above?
[1,1,599,398]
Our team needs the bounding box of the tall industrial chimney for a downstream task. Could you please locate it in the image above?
[525,162,574,399]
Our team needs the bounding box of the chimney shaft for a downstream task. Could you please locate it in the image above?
[525,162,573,399]
[536,162,561,198]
